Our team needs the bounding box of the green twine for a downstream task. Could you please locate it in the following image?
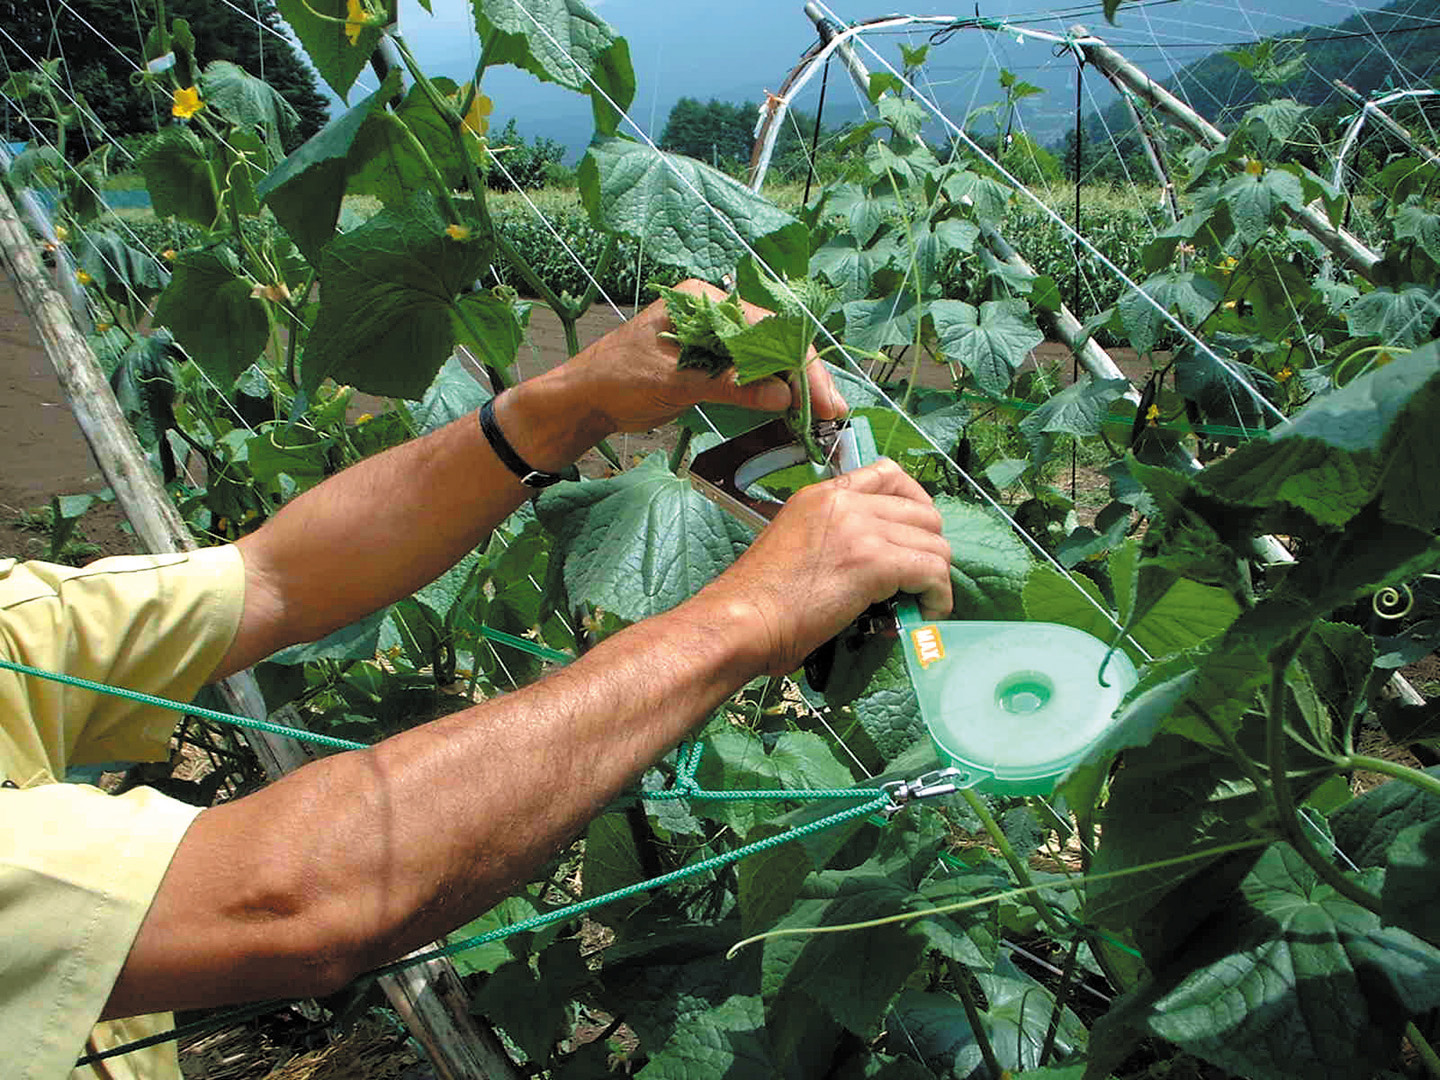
[0,656,901,1067]
[0,657,368,752]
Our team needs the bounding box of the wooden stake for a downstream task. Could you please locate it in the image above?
[0,177,521,1079]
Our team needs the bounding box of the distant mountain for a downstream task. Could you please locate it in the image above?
[1067,0,1439,169]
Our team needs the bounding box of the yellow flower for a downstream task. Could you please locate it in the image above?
[1245,157,1264,176]
[54,224,69,242]
[1277,365,1294,383]
[172,86,203,119]
[445,223,471,241]
[1145,403,1160,425]
[344,0,370,45]
[75,269,92,285]
[355,412,375,425]
[463,91,493,137]
[95,321,112,332]
[161,248,178,261]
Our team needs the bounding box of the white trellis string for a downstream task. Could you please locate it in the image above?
[502,2,1154,654]
[813,2,1288,433]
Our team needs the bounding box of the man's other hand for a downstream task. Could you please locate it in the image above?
[566,278,845,435]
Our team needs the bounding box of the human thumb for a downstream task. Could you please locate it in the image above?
[725,374,791,413]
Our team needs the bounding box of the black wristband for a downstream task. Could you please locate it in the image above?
[479,397,565,488]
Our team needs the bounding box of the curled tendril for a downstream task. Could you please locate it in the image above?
[1373,584,1415,621]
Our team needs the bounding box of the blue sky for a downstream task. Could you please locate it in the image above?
[339,0,1401,159]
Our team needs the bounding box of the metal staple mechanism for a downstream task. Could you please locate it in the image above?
[880,767,965,818]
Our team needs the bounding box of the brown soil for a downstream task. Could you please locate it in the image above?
[0,270,135,561]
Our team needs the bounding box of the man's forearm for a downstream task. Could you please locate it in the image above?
[222,366,609,674]
[109,587,767,1016]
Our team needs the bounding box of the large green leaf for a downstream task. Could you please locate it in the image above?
[1085,735,1271,948]
[1381,818,1440,944]
[1141,843,1440,1080]
[473,0,635,136]
[198,59,298,160]
[810,234,883,300]
[257,73,401,264]
[934,496,1032,620]
[275,0,383,100]
[470,941,595,1064]
[601,924,761,1051]
[109,331,179,454]
[409,355,492,434]
[138,126,218,228]
[450,290,528,375]
[692,727,857,837]
[348,79,468,208]
[580,812,647,921]
[1196,341,1440,534]
[1018,377,1130,471]
[1346,286,1440,348]
[843,291,922,354]
[1216,167,1305,245]
[633,994,781,1079]
[80,230,168,305]
[444,890,542,975]
[302,192,485,397]
[887,964,1088,1077]
[1023,564,1117,647]
[579,137,808,280]
[819,182,895,246]
[1394,204,1440,265]
[151,248,268,385]
[1329,765,1440,870]
[761,871,935,1038]
[535,453,752,623]
[725,314,814,385]
[1117,271,1223,358]
[850,646,926,763]
[929,299,1043,396]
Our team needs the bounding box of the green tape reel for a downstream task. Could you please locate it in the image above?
[848,416,1137,796]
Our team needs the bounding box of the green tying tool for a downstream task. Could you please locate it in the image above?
[691,415,1136,797]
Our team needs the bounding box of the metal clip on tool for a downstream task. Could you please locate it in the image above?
[881,768,965,819]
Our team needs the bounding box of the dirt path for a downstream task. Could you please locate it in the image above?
[0,268,134,559]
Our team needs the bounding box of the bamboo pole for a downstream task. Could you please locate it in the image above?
[1331,81,1440,170]
[0,177,521,1079]
[1073,25,1383,283]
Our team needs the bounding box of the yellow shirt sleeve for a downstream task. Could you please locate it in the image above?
[0,546,248,1079]
[0,547,245,781]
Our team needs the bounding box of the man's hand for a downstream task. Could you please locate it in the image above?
[565,278,846,435]
[697,459,953,677]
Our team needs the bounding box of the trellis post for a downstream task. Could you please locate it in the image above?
[1073,24,1384,283]
[0,175,521,1080]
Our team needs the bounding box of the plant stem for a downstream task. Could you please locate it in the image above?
[1266,639,1383,913]
[573,236,617,319]
[1039,933,1082,1067]
[386,112,462,223]
[960,788,1068,936]
[789,360,823,465]
[1341,754,1440,800]
[883,164,927,426]
[668,426,694,475]
[493,228,570,316]
[1409,1021,1440,1080]
[947,959,1003,1080]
